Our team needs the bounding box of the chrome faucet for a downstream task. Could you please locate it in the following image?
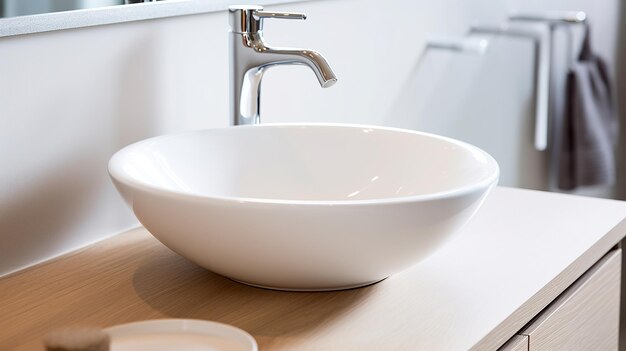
[229,5,338,125]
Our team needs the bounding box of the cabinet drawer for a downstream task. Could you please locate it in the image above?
[498,335,529,351]
[521,249,621,350]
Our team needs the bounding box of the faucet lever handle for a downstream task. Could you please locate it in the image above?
[253,11,307,21]
[229,6,306,33]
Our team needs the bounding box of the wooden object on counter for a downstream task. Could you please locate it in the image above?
[1,187,626,350]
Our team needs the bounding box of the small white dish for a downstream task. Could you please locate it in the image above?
[105,319,257,351]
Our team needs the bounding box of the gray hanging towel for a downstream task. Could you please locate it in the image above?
[558,24,619,190]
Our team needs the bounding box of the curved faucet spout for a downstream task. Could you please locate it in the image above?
[250,33,337,88]
[237,41,337,125]
[229,6,338,126]
[257,46,338,88]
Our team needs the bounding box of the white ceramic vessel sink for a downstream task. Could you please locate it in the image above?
[109,124,499,291]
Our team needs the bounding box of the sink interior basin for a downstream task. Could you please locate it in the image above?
[116,124,496,203]
[109,123,499,291]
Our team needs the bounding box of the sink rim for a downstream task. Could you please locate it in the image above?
[108,123,500,206]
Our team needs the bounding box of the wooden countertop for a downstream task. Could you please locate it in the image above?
[2,187,626,350]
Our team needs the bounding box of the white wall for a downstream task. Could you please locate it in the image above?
[0,0,622,276]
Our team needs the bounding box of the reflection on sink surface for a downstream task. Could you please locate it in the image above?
[108,123,499,291]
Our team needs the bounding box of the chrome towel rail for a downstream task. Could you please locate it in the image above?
[507,11,587,151]
[426,36,489,54]
[469,24,552,151]
[509,11,587,25]
[419,11,587,152]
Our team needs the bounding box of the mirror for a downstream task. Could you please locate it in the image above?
[0,0,300,38]
[0,0,143,18]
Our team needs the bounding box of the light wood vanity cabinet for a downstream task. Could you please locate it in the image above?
[3,188,626,350]
[499,249,621,351]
